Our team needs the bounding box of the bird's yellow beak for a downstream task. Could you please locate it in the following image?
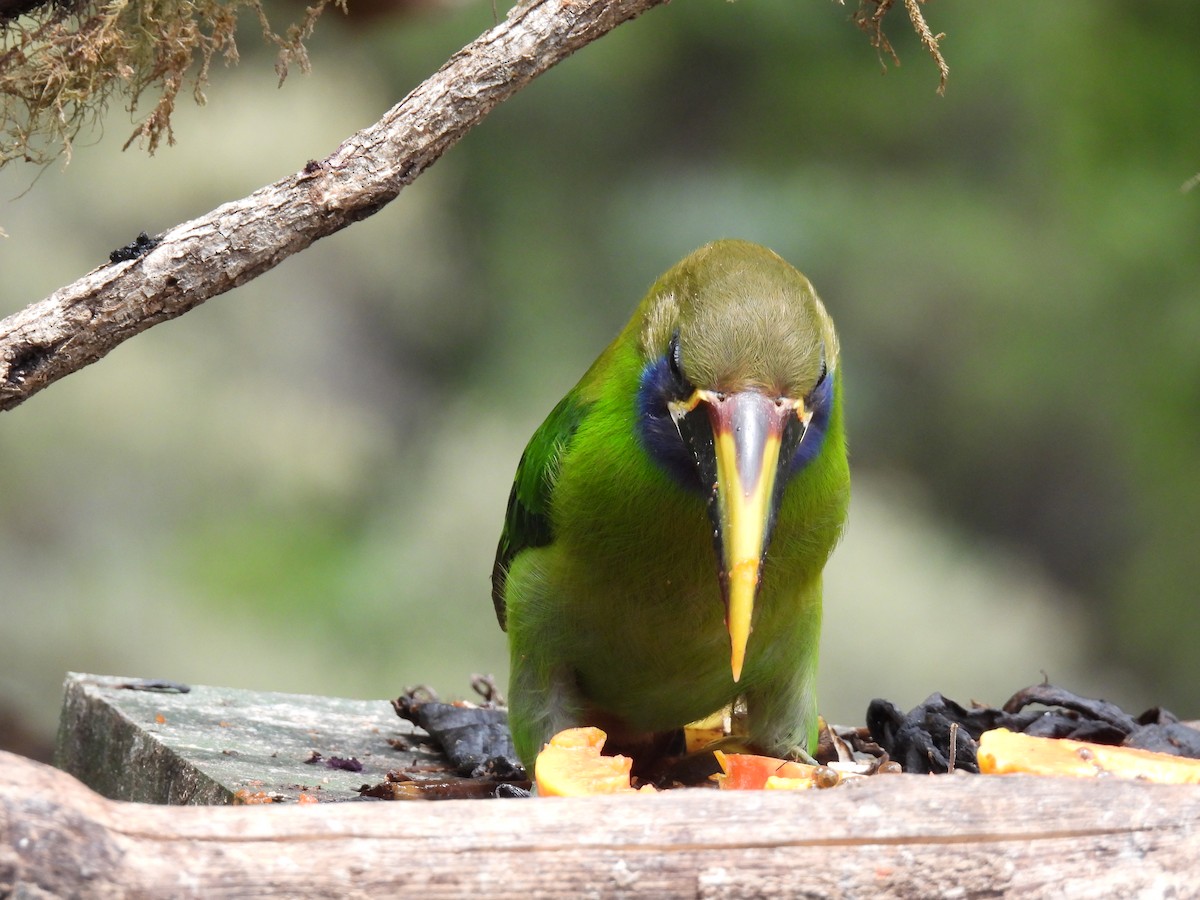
[671,389,812,682]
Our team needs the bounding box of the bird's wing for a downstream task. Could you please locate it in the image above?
[491,391,590,629]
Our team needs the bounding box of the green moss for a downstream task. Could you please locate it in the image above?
[0,0,344,167]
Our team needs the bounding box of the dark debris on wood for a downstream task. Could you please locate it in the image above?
[391,685,525,780]
[365,678,1200,798]
[867,682,1200,775]
[354,683,530,801]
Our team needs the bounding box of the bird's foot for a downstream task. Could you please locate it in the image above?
[783,745,820,766]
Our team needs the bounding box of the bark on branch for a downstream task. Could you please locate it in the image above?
[0,0,667,412]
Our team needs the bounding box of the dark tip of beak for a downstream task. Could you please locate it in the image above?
[709,392,781,493]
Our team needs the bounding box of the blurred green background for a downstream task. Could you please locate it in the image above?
[2,0,1198,760]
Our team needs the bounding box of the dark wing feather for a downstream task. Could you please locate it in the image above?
[491,392,590,629]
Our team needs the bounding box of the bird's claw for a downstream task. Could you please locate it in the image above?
[784,745,820,766]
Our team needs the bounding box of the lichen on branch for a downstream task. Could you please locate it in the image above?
[853,0,948,96]
[0,0,344,168]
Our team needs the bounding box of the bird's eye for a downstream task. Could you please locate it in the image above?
[667,330,689,390]
[815,360,828,389]
[814,343,829,390]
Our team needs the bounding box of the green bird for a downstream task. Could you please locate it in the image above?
[492,239,849,775]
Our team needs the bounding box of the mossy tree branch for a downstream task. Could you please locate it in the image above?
[0,0,669,412]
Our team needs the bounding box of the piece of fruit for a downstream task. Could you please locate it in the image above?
[684,709,733,753]
[713,751,821,790]
[763,775,816,790]
[534,727,655,796]
[978,727,1200,784]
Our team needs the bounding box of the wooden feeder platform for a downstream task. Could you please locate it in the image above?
[1,672,1199,897]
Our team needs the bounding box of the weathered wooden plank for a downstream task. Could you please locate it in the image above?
[54,673,433,804]
[34,672,1200,896]
[3,747,1200,897]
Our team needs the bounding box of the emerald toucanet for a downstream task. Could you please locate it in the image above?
[492,239,849,774]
